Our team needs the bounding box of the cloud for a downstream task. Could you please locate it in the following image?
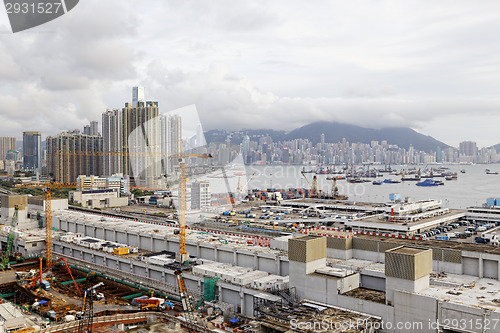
[0,0,500,148]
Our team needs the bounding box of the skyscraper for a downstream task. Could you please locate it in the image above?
[23,131,41,172]
[46,131,103,183]
[0,137,16,161]
[132,86,145,108]
[459,141,477,156]
[160,113,182,174]
[102,87,161,188]
[90,120,99,136]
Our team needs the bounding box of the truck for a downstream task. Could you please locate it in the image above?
[475,237,489,244]
[41,280,50,291]
[481,233,498,242]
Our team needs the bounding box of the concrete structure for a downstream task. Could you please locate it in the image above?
[46,131,103,183]
[287,236,500,333]
[0,303,37,331]
[0,137,16,161]
[69,190,128,209]
[22,131,41,172]
[0,194,36,230]
[191,180,210,210]
[159,113,181,174]
[102,88,161,188]
[467,204,500,224]
[10,207,500,331]
[27,196,68,212]
[288,235,360,303]
[76,174,130,194]
[385,246,432,304]
[282,199,466,236]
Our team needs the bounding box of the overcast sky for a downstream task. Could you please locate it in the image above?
[1,0,500,147]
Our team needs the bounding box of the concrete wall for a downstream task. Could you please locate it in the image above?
[393,291,437,333]
[53,216,289,276]
[53,240,280,317]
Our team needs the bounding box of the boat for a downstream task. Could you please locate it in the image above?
[401,176,421,181]
[416,179,439,187]
[372,180,383,185]
[383,179,401,184]
[460,169,466,173]
[486,169,499,175]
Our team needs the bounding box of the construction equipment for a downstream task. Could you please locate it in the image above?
[24,257,82,295]
[175,141,212,264]
[301,172,319,197]
[134,297,172,311]
[330,176,342,198]
[1,205,18,270]
[175,270,194,314]
[15,182,76,269]
[77,282,104,333]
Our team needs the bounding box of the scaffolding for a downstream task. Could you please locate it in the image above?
[203,277,218,302]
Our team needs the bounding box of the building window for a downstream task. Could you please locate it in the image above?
[32,243,37,247]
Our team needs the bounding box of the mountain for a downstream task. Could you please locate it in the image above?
[285,122,450,152]
[493,144,500,152]
[205,121,450,152]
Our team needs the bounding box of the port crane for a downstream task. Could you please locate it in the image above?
[301,172,319,197]
[1,205,18,270]
[329,176,343,198]
[77,282,104,333]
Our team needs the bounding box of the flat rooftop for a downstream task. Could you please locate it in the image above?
[420,273,500,310]
[297,235,323,241]
[355,209,465,227]
[356,233,500,255]
[387,246,427,255]
[53,210,279,254]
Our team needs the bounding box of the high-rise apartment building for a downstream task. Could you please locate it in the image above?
[0,137,16,161]
[459,141,477,156]
[84,121,99,136]
[160,113,182,174]
[102,88,161,188]
[46,132,103,183]
[132,86,145,108]
[23,131,41,172]
[191,180,210,210]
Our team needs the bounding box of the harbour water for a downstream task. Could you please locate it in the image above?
[242,164,500,209]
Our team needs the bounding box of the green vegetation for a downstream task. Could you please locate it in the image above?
[131,188,155,197]
[0,179,70,199]
[14,171,34,177]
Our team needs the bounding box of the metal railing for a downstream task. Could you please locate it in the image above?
[35,311,213,333]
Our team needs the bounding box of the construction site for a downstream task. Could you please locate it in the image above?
[0,158,500,333]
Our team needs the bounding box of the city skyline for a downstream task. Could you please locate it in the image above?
[1,1,500,146]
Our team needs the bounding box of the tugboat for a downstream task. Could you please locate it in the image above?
[486,169,499,175]
[416,179,439,187]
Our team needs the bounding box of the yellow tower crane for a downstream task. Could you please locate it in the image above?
[175,143,212,264]
[52,147,212,266]
[16,182,76,268]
